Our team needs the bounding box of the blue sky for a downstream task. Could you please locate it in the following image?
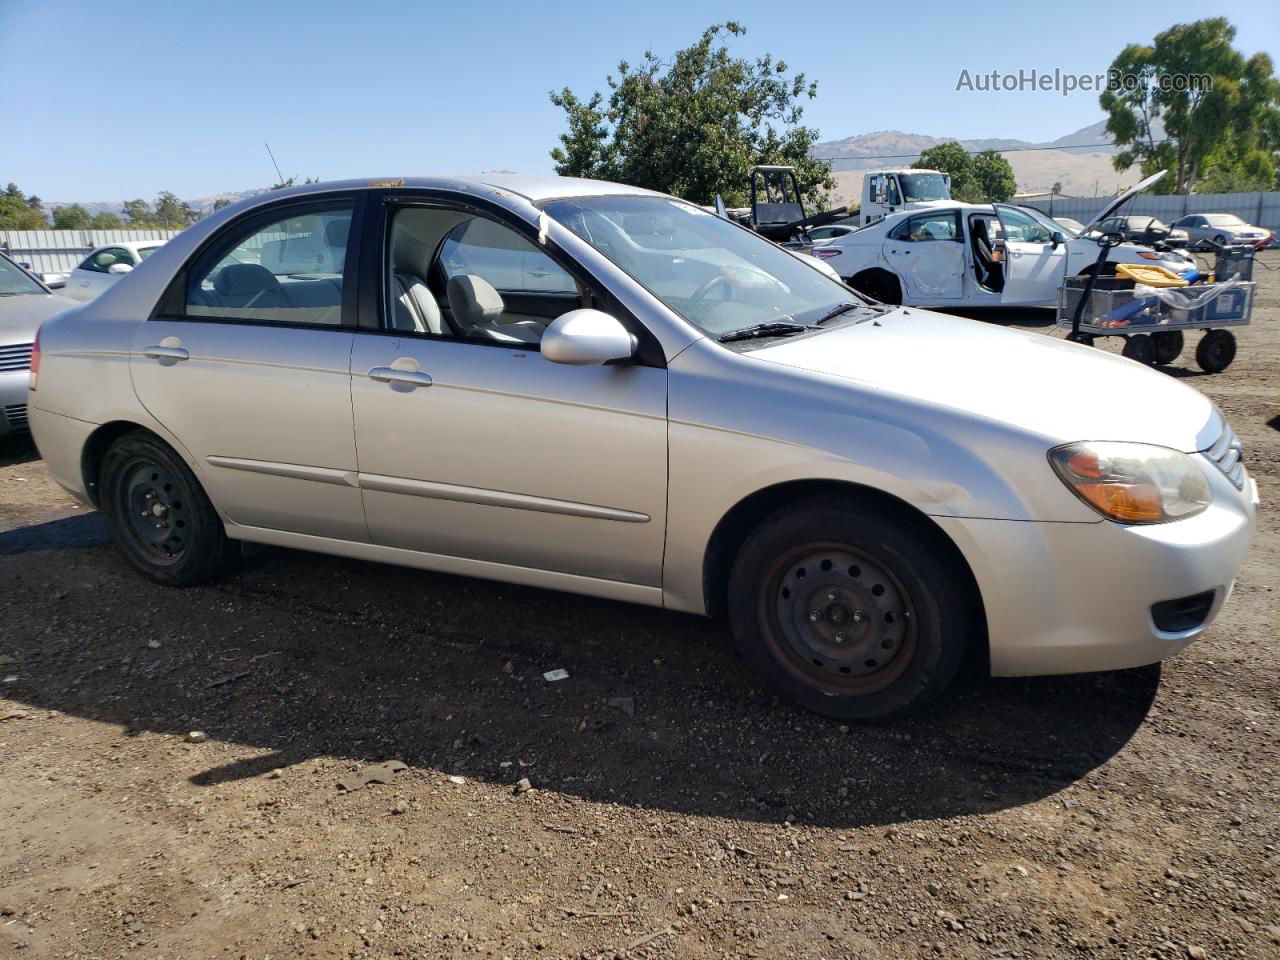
[3,0,1277,201]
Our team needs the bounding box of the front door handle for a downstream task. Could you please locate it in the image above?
[368,366,433,388]
[142,344,189,361]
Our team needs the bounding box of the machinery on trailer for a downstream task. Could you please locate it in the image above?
[714,166,854,249]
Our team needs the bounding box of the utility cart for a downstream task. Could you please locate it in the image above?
[1057,238,1256,373]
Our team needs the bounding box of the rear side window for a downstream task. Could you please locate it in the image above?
[185,202,353,325]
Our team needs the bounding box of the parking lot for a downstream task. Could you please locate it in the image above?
[0,255,1276,959]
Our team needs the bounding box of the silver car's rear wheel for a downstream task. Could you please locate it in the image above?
[100,431,235,586]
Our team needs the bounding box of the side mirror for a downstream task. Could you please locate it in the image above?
[542,309,636,366]
[1051,230,1066,248]
[108,263,134,276]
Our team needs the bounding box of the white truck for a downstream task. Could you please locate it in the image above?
[859,168,952,226]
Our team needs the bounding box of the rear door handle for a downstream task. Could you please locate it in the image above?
[368,366,432,388]
[142,345,189,361]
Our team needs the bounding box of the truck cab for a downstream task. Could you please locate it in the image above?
[861,169,952,226]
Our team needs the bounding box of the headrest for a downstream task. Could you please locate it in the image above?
[447,274,504,327]
[324,218,351,248]
[214,263,283,297]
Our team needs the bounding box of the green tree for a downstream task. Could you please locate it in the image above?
[90,211,124,229]
[52,204,92,229]
[970,150,1017,202]
[1100,18,1280,194]
[914,142,980,201]
[122,199,154,226]
[548,23,834,207]
[913,143,1016,202]
[153,191,197,228]
[0,184,45,227]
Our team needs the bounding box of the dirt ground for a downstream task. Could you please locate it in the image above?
[1,254,1277,960]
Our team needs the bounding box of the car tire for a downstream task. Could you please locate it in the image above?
[99,431,236,586]
[727,497,973,722]
[1152,330,1184,365]
[1122,333,1157,365]
[849,271,902,306]
[1195,329,1236,373]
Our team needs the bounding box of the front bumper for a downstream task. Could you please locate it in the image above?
[0,369,31,435]
[936,462,1258,677]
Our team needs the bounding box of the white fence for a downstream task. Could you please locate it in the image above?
[0,229,183,274]
[1020,191,1280,232]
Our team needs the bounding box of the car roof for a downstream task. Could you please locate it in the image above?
[250,174,667,206]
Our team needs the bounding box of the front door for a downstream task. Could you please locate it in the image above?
[129,197,367,542]
[994,204,1069,305]
[349,202,668,586]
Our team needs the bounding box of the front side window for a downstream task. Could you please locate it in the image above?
[138,245,162,261]
[80,247,132,273]
[997,206,1055,244]
[543,195,865,337]
[1205,214,1245,227]
[186,203,352,325]
[386,206,583,344]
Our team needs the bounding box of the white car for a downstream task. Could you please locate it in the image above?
[63,240,167,302]
[819,173,1196,307]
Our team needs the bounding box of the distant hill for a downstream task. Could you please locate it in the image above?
[44,188,268,219]
[812,119,1159,206]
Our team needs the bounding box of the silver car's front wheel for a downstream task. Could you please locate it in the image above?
[728,496,974,722]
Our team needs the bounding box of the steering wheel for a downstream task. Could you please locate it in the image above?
[690,274,734,303]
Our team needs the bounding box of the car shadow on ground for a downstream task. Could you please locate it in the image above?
[0,434,41,468]
[1,514,1159,829]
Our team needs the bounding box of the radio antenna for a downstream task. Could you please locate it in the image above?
[265,142,285,184]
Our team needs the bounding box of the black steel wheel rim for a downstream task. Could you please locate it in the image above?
[759,542,917,697]
[119,458,189,566]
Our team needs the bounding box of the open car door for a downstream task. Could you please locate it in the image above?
[993,204,1069,305]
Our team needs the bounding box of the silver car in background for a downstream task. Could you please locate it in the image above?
[1,252,76,435]
[27,176,1257,721]
[1171,213,1272,251]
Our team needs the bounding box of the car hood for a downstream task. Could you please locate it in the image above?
[0,292,76,344]
[747,307,1217,452]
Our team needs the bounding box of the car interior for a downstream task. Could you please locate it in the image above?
[387,206,586,345]
[969,214,1005,293]
[187,210,352,325]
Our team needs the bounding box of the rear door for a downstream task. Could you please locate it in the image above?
[129,195,368,542]
[994,204,1069,305]
[882,210,965,301]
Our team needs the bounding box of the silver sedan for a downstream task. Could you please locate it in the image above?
[1,252,76,436]
[27,176,1257,720]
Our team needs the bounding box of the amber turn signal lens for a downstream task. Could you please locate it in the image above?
[1075,482,1163,523]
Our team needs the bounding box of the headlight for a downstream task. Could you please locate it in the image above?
[1049,442,1211,524]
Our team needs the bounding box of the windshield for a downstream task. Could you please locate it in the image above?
[1205,214,1245,227]
[541,195,869,337]
[0,254,46,296]
[138,245,162,260]
[898,173,950,202]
